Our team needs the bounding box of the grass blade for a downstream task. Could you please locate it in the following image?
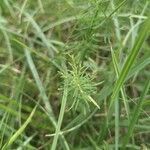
[99,17,150,144]
[111,45,130,119]
[2,106,37,149]
[127,56,150,80]
[51,78,68,150]
[122,78,150,148]
[110,17,150,107]
[25,49,56,123]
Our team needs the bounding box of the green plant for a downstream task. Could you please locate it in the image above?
[0,0,150,149]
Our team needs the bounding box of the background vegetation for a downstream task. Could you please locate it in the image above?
[0,0,150,149]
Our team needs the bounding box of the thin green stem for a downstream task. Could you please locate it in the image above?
[51,79,69,150]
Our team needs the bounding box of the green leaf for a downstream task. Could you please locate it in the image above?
[2,106,37,149]
[122,78,150,148]
[110,17,150,107]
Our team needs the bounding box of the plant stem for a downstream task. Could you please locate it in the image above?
[51,79,69,150]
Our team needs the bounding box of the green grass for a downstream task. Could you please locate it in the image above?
[0,0,150,149]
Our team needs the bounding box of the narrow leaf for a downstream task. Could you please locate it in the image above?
[2,106,37,149]
[110,18,150,107]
